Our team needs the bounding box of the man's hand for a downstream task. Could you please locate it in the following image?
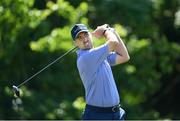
[92,24,109,38]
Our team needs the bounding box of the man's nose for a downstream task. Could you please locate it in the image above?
[83,37,88,42]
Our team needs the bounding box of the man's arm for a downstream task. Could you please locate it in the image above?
[92,24,119,53]
[103,27,130,64]
[92,24,130,64]
[92,24,130,65]
[111,29,130,64]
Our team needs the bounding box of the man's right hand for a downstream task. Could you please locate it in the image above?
[92,24,109,38]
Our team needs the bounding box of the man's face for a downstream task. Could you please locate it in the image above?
[75,32,93,49]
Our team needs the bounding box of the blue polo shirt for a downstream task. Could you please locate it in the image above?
[76,43,120,107]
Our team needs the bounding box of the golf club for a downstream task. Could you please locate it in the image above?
[12,46,78,97]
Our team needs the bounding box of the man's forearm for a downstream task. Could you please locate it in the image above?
[111,29,129,58]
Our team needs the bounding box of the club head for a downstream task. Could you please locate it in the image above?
[12,85,20,97]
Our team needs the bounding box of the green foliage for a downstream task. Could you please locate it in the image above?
[88,0,154,37]
[174,10,180,27]
[115,37,180,119]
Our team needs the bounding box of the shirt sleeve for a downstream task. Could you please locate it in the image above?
[107,52,117,66]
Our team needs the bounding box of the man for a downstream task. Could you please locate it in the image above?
[71,23,130,120]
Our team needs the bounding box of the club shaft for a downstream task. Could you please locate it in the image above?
[17,46,77,87]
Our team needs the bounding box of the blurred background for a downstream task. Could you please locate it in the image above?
[0,0,180,119]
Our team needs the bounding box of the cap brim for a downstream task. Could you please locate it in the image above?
[75,30,89,40]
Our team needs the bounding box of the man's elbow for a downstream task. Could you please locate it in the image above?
[123,54,130,63]
[126,54,130,61]
[115,54,130,64]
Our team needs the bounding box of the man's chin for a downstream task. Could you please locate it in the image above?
[85,44,92,49]
[83,46,92,50]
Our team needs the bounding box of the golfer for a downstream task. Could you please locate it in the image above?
[71,24,130,120]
